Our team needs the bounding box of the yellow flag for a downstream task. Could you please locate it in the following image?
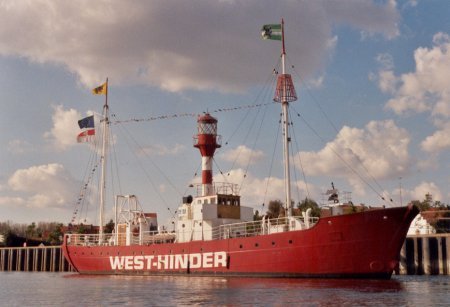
[92,82,107,95]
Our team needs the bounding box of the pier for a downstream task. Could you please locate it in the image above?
[398,234,449,275]
[0,246,74,272]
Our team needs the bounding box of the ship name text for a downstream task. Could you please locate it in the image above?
[109,251,227,270]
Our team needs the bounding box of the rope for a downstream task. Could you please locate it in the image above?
[291,105,389,204]
[111,102,275,125]
[261,112,282,213]
[287,55,394,204]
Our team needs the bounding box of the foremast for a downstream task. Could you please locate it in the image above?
[263,19,298,218]
[95,79,109,242]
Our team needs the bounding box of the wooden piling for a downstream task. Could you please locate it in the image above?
[0,246,74,273]
[398,234,449,275]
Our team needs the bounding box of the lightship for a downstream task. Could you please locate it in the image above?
[63,20,419,278]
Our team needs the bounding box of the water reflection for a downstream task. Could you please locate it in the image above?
[4,273,450,306]
[226,277,403,292]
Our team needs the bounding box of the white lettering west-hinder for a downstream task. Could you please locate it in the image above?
[109,251,227,270]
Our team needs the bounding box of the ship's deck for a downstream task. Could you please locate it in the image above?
[65,215,319,247]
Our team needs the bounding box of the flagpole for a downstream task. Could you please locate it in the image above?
[99,78,108,243]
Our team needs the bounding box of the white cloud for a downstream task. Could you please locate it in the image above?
[7,139,34,154]
[139,143,185,156]
[376,53,394,70]
[325,0,399,40]
[44,105,81,151]
[382,32,450,116]
[297,120,411,192]
[404,181,443,202]
[220,145,264,167]
[1,163,79,209]
[0,1,400,93]
[421,122,450,153]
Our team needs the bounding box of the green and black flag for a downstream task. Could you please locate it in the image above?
[261,24,282,41]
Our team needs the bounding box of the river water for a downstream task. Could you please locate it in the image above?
[0,272,448,306]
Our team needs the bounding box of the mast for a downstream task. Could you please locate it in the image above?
[272,19,297,218]
[281,20,291,218]
[99,78,109,242]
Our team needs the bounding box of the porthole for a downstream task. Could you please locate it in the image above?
[272,242,275,246]
[255,243,259,247]
[239,244,243,249]
[289,240,293,244]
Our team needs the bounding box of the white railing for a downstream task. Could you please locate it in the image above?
[66,216,318,247]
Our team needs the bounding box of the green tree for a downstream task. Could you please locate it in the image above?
[253,210,262,221]
[104,219,115,233]
[77,224,88,234]
[267,200,284,218]
[47,223,64,245]
[296,198,321,217]
[25,222,37,239]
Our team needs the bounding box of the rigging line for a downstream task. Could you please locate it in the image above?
[226,102,264,175]
[182,161,202,197]
[73,162,98,220]
[110,59,281,127]
[284,107,303,204]
[293,109,389,204]
[115,124,173,208]
[238,99,270,194]
[108,124,118,203]
[285,55,339,134]
[110,102,274,126]
[289,110,311,201]
[213,158,232,187]
[116,122,182,198]
[224,60,280,146]
[287,55,392,203]
[72,145,99,223]
[109,119,123,196]
[226,75,277,176]
[71,151,95,214]
[262,112,282,211]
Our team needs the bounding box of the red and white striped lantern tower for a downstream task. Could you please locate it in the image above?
[194,113,221,197]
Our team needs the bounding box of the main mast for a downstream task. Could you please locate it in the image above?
[268,19,298,218]
[98,79,109,242]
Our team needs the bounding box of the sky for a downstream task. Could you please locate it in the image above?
[1,0,450,226]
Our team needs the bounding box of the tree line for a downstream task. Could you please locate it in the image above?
[0,221,64,247]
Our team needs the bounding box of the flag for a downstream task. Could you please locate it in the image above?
[77,129,95,143]
[78,115,95,129]
[261,24,282,41]
[92,82,107,95]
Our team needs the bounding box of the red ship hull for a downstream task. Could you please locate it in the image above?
[63,204,418,279]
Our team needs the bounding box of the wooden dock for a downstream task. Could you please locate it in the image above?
[398,234,449,275]
[0,246,74,272]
